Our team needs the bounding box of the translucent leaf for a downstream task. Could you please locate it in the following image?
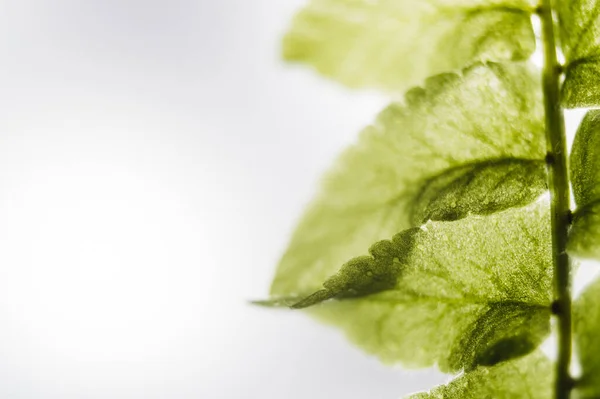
[574,276,600,398]
[557,0,600,107]
[409,351,553,399]
[570,208,600,259]
[568,110,600,259]
[270,201,553,371]
[270,62,546,296]
[571,111,600,207]
[261,229,416,309]
[411,159,547,224]
[448,302,550,371]
[283,0,536,92]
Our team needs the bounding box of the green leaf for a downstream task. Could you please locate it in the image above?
[574,276,600,398]
[411,159,547,224]
[569,208,600,259]
[568,110,600,259]
[571,111,600,207]
[448,302,550,371]
[270,62,546,296]
[557,0,600,107]
[283,0,536,92]
[292,230,417,309]
[273,201,553,371]
[409,351,553,399]
[256,231,416,308]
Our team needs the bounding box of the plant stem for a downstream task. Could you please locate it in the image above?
[539,1,573,398]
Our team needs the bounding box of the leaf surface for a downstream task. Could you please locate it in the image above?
[568,110,600,259]
[409,351,553,399]
[574,276,600,398]
[271,63,546,296]
[283,0,536,91]
[558,0,600,107]
[270,202,553,371]
[412,159,547,224]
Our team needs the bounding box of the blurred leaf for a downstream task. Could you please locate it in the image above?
[409,351,553,398]
[557,0,600,107]
[568,110,600,259]
[574,276,600,398]
[270,62,545,296]
[283,0,536,92]
[270,201,553,371]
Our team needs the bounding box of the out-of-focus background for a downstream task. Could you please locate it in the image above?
[0,1,451,398]
[0,1,594,398]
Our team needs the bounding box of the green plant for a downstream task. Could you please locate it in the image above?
[257,1,600,397]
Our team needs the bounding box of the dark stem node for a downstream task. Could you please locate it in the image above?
[551,300,562,315]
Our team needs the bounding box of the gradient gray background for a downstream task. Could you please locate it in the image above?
[0,1,593,398]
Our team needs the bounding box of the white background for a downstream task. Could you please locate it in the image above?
[0,1,592,398]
